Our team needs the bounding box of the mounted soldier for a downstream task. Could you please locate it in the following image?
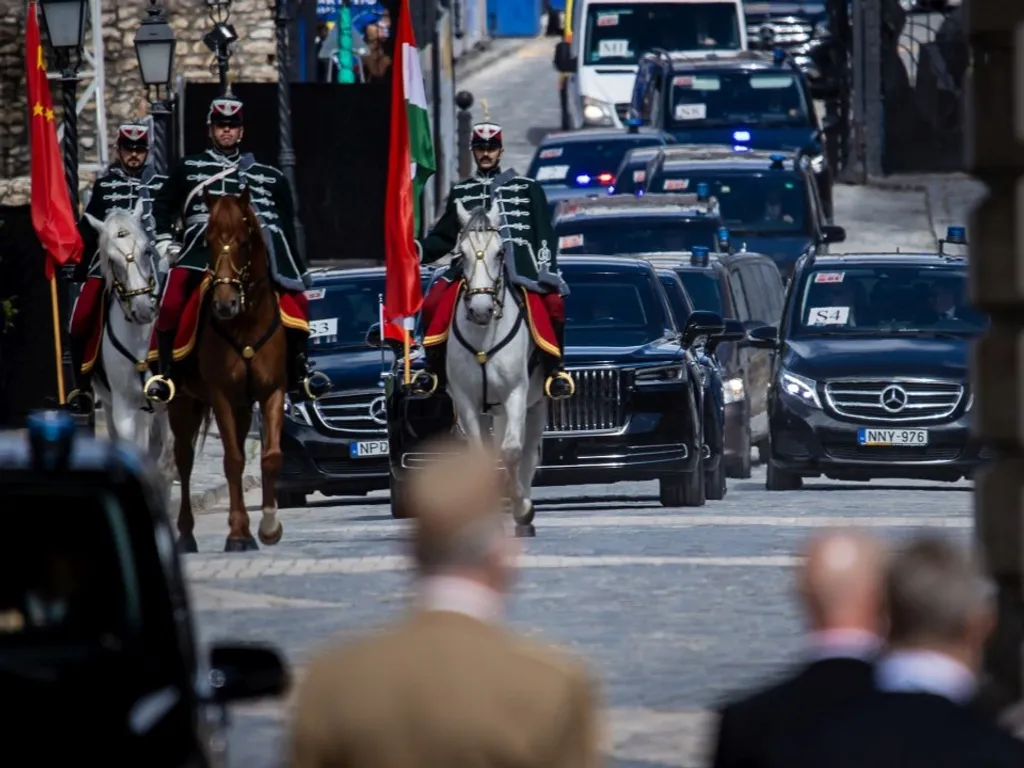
[412,117,575,401]
[143,90,331,404]
[67,122,166,416]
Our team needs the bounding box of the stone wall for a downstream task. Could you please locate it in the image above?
[0,0,279,205]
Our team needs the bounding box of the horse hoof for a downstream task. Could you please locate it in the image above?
[224,536,258,553]
[176,533,198,554]
[258,521,284,546]
[515,524,536,538]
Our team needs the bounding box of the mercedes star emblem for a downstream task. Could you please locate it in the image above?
[880,385,908,413]
[369,395,388,425]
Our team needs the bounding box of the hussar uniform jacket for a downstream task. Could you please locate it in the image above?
[78,164,166,278]
[152,147,310,291]
[418,167,568,295]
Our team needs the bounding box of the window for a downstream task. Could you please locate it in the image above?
[670,71,810,128]
[562,268,667,346]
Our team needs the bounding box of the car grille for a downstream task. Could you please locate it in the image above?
[547,368,625,434]
[747,19,813,48]
[824,379,964,423]
[825,445,962,462]
[313,390,388,436]
[614,103,631,122]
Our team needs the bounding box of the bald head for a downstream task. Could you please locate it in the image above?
[797,530,886,633]
[406,438,510,580]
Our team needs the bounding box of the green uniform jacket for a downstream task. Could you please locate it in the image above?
[418,167,568,295]
[77,164,166,279]
[152,147,310,291]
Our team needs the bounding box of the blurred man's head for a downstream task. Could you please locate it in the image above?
[407,438,516,593]
[797,529,886,635]
[885,535,995,671]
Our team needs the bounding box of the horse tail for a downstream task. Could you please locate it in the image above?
[195,402,214,454]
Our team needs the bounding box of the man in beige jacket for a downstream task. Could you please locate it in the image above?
[289,438,603,768]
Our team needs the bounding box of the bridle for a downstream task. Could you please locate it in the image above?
[459,224,505,320]
[105,226,157,319]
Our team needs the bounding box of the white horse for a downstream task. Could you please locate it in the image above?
[84,202,173,473]
[449,200,547,537]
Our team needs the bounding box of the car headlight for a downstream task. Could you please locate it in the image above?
[813,19,830,37]
[779,370,821,409]
[635,364,685,382]
[283,394,313,426]
[582,96,615,125]
[808,154,826,174]
[723,377,745,405]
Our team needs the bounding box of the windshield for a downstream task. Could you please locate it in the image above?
[650,171,808,231]
[670,71,810,128]
[794,266,988,338]
[529,136,666,188]
[658,274,691,327]
[583,3,742,66]
[675,270,723,314]
[556,217,719,255]
[563,268,668,346]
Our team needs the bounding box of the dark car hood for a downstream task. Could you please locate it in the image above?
[784,337,969,381]
[564,340,681,365]
[307,346,393,387]
[734,235,815,274]
[666,127,820,153]
[744,2,827,22]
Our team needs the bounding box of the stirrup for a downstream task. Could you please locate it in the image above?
[67,388,94,414]
[302,370,332,401]
[143,374,176,403]
[544,371,575,399]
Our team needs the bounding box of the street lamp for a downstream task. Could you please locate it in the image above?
[133,0,177,174]
[38,0,88,212]
[272,0,305,261]
[204,0,236,92]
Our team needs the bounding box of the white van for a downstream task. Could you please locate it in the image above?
[555,0,748,130]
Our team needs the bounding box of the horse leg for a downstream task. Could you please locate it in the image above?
[210,393,256,552]
[256,388,285,546]
[169,397,203,554]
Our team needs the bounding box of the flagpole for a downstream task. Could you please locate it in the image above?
[48,272,66,405]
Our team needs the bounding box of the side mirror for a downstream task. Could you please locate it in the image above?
[365,322,382,348]
[746,325,779,350]
[554,41,576,73]
[716,318,745,342]
[209,643,289,703]
[822,225,846,244]
[682,310,725,346]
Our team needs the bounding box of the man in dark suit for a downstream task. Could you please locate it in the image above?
[797,534,1024,768]
[710,529,886,768]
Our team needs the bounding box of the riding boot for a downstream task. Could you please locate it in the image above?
[287,330,332,402]
[410,342,446,395]
[543,318,575,400]
[144,331,178,404]
[66,335,95,416]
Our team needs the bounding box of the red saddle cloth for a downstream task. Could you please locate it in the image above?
[422,279,559,357]
[147,276,310,364]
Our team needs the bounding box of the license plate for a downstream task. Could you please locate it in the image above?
[350,440,389,458]
[857,429,928,446]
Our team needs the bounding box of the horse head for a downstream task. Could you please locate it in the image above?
[205,187,265,320]
[455,199,504,326]
[85,199,157,324]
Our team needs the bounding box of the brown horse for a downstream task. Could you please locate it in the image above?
[170,188,288,553]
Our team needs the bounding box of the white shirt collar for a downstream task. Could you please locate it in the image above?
[806,628,882,662]
[418,575,503,624]
[875,649,976,704]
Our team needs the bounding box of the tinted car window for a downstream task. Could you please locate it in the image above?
[528,137,665,189]
[556,217,719,255]
[675,270,723,315]
[648,170,808,231]
[583,3,741,66]
[670,71,810,128]
[658,273,692,328]
[563,268,667,346]
[793,266,988,337]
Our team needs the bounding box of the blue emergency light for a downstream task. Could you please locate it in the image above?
[717,227,731,250]
[26,409,76,470]
[773,47,786,64]
[945,226,967,244]
[733,130,751,143]
[691,246,710,266]
[696,182,710,202]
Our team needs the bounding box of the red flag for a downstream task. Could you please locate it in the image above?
[26,0,82,280]
[382,0,424,331]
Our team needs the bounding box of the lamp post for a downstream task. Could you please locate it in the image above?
[38,0,88,212]
[203,0,237,93]
[273,0,305,262]
[133,0,177,174]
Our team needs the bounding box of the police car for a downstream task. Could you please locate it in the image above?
[627,49,834,213]
[0,410,289,764]
[639,146,845,276]
[553,191,725,256]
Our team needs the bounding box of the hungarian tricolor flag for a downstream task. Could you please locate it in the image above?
[383,0,435,339]
[26,0,82,279]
